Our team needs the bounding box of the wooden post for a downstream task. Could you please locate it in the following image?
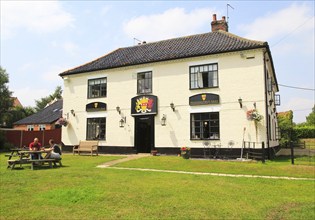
[262,142,265,164]
[20,130,23,148]
[290,141,294,165]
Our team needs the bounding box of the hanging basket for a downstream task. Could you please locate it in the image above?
[55,117,69,127]
[246,109,263,122]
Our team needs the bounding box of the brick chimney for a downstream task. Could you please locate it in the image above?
[211,14,228,32]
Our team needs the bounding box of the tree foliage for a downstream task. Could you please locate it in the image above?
[306,105,315,126]
[4,106,35,128]
[277,111,297,146]
[0,66,13,126]
[34,86,62,111]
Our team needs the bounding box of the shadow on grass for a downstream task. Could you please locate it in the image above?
[8,165,70,171]
[274,155,315,165]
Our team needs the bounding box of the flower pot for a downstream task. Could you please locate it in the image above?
[181,150,191,159]
[151,150,158,156]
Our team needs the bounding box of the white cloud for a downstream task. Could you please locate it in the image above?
[123,7,216,42]
[1,1,75,38]
[12,87,50,107]
[239,3,314,42]
[62,42,79,55]
[41,65,66,82]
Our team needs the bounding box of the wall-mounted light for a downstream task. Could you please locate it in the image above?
[170,102,175,112]
[269,99,274,106]
[116,106,121,114]
[253,102,256,109]
[161,114,167,126]
[238,98,243,108]
[119,117,126,128]
[70,109,75,116]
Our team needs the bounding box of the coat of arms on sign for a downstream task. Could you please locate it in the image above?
[201,94,207,101]
[135,96,154,113]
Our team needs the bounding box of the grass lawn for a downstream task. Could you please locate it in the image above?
[115,155,315,178]
[0,153,314,220]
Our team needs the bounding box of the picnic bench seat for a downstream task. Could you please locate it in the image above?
[73,140,98,156]
[7,158,30,170]
[7,158,62,170]
[29,158,62,170]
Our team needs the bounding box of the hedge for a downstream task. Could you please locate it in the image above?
[293,126,315,138]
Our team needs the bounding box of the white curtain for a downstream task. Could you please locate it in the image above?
[197,71,203,88]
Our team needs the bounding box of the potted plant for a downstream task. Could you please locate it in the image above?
[246,109,263,122]
[151,149,158,156]
[180,146,191,159]
[55,117,69,127]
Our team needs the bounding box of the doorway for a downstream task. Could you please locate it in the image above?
[135,116,154,153]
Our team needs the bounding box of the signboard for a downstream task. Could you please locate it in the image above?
[189,93,219,106]
[131,95,158,116]
[86,102,107,112]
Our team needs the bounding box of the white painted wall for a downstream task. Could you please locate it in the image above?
[61,49,279,149]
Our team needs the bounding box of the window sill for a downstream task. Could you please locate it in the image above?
[87,96,107,99]
[137,92,152,95]
[189,87,219,90]
[190,138,220,141]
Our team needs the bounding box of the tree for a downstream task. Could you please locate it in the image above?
[0,66,13,127]
[34,86,62,111]
[277,110,297,146]
[306,105,315,126]
[4,106,35,128]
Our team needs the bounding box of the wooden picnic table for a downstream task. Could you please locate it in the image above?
[7,149,62,170]
[5,148,26,160]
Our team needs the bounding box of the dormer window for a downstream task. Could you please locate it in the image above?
[137,71,152,94]
[190,64,218,89]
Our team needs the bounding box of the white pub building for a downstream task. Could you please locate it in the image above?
[60,15,280,158]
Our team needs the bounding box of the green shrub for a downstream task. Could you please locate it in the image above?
[294,126,315,138]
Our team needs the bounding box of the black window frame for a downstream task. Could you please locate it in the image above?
[86,117,106,140]
[87,77,107,99]
[190,112,220,140]
[137,71,152,94]
[189,63,219,90]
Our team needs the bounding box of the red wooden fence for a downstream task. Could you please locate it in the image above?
[2,128,61,148]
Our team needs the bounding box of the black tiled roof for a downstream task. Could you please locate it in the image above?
[60,31,267,76]
[13,99,63,125]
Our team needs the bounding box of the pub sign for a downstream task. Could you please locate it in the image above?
[86,102,107,112]
[131,95,158,116]
[189,93,220,106]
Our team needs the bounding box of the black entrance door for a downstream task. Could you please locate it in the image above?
[135,116,154,153]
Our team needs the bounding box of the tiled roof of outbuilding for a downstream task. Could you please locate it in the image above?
[60,31,267,76]
[13,99,63,125]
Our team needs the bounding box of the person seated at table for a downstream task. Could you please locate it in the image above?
[45,139,62,159]
[29,138,43,159]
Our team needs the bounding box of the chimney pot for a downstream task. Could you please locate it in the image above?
[211,14,228,32]
[212,14,217,21]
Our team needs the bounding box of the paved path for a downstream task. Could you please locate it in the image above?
[97,154,315,181]
[97,154,150,168]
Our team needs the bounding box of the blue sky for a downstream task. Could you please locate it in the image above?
[1,0,314,123]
